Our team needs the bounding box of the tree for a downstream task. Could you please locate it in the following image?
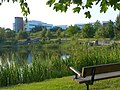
[31,26,45,33]
[5,28,16,39]
[105,20,115,39]
[60,31,66,38]
[47,0,120,18]
[41,29,46,38]
[56,28,62,37]
[16,30,29,39]
[1,0,120,18]
[0,0,30,19]
[50,26,63,32]
[94,20,102,31]
[45,29,52,39]
[95,26,105,38]
[66,25,79,36]
[81,23,94,38]
[0,27,5,42]
[115,13,120,39]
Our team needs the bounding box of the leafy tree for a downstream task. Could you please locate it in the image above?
[45,29,52,39]
[94,20,102,31]
[81,23,94,38]
[50,26,63,32]
[47,0,120,18]
[60,31,66,38]
[1,0,120,18]
[0,0,30,19]
[105,20,115,39]
[115,13,120,39]
[31,26,45,33]
[95,26,105,38]
[41,29,46,38]
[16,30,29,39]
[56,28,62,37]
[0,27,5,42]
[5,28,16,39]
[66,25,79,36]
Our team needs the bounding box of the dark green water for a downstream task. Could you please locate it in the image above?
[0,46,70,65]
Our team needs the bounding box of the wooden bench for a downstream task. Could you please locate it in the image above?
[69,63,120,90]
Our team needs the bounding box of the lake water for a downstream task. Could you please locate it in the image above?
[0,47,70,65]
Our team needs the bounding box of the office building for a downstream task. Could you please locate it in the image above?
[24,20,53,31]
[14,17,24,32]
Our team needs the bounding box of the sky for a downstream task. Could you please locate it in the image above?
[0,0,119,29]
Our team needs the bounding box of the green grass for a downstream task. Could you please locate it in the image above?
[0,76,120,90]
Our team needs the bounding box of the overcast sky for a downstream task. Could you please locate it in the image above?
[0,0,119,29]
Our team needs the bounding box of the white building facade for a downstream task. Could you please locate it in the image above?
[24,20,53,31]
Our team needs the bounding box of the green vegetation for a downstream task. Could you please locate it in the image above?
[0,4,120,90]
[1,0,120,18]
[0,43,120,87]
[0,76,120,90]
[1,13,120,46]
[47,0,120,18]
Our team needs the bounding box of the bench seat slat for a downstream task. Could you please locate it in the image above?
[73,71,120,84]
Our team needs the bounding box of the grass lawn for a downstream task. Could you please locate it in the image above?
[0,76,120,90]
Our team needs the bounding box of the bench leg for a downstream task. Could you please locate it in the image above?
[85,83,89,90]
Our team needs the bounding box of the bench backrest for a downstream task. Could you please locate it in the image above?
[82,63,120,77]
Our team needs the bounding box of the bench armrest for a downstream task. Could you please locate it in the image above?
[69,66,82,78]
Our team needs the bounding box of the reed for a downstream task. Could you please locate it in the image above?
[0,44,120,87]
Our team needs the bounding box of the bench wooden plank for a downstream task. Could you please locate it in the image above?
[73,71,120,84]
[82,63,120,77]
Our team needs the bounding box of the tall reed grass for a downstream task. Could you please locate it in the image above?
[0,43,120,87]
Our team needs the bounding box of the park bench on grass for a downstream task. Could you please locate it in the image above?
[69,63,120,90]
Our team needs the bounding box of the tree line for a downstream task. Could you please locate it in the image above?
[28,13,120,40]
[0,13,120,43]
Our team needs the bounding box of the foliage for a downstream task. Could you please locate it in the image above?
[103,20,115,38]
[0,27,5,42]
[0,43,120,87]
[115,13,120,40]
[40,29,47,38]
[107,20,115,39]
[66,25,79,36]
[5,28,16,39]
[50,26,63,32]
[31,26,45,33]
[16,30,29,39]
[60,31,66,38]
[94,20,102,32]
[45,29,52,39]
[81,23,94,38]
[0,0,30,19]
[1,0,120,19]
[46,0,120,18]
[56,28,62,37]
[95,26,105,38]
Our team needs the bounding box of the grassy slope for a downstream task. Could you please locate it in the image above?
[0,76,120,90]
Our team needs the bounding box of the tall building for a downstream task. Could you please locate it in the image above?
[14,17,24,32]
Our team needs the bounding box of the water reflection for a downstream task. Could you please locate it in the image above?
[28,53,32,63]
[0,47,70,65]
[61,54,70,60]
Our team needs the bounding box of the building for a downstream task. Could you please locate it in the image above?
[102,21,109,26]
[55,25,68,30]
[24,20,53,31]
[24,20,42,31]
[14,17,24,32]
